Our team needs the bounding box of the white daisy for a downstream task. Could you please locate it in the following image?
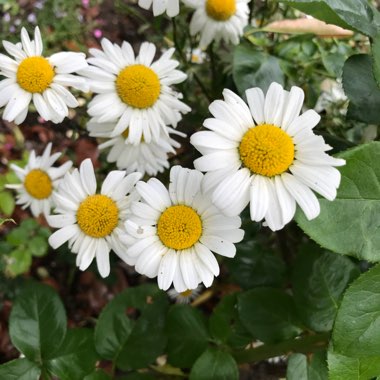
[47,159,141,278]
[138,0,180,17]
[0,26,88,124]
[191,83,346,231]
[183,0,250,48]
[81,39,191,145]
[6,143,72,217]
[167,284,203,304]
[87,120,186,176]
[121,166,244,292]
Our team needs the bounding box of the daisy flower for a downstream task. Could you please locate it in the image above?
[7,143,72,217]
[82,39,191,145]
[47,159,141,278]
[168,284,203,304]
[122,166,244,292]
[0,26,88,124]
[87,120,186,176]
[138,0,180,17]
[183,0,250,48]
[191,83,346,231]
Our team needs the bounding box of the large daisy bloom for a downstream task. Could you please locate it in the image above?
[47,159,142,278]
[0,26,88,124]
[87,120,186,176]
[6,142,72,217]
[183,0,250,48]
[122,166,244,292]
[82,39,191,145]
[138,0,180,17]
[191,83,346,231]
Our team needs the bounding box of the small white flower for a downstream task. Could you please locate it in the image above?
[168,285,203,304]
[184,0,250,48]
[87,120,186,176]
[138,0,180,17]
[81,39,191,145]
[191,83,345,231]
[122,166,244,292]
[7,142,72,217]
[0,26,88,124]
[47,159,141,278]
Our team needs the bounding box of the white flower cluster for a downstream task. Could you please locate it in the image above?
[4,24,344,296]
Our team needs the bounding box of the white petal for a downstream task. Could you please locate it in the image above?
[136,179,171,211]
[274,176,296,225]
[95,239,111,277]
[79,159,97,195]
[48,224,79,249]
[157,249,178,291]
[281,86,304,130]
[264,82,285,126]
[249,175,269,222]
[46,214,76,228]
[200,235,236,258]
[194,243,219,276]
[246,87,265,125]
[179,249,199,290]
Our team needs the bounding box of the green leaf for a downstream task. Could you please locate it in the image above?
[116,292,169,370]
[84,369,112,380]
[46,328,97,380]
[6,248,32,277]
[209,293,252,348]
[6,227,28,246]
[95,284,160,362]
[189,348,239,380]
[9,282,67,363]
[342,54,380,124]
[372,34,380,88]
[0,358,41,380]
[296,142,380,261]
[238,288,302,343]
[333,263,380,357]
[279,0,378,37]
[226,240,286,289]
[166,304,209,368]
[328,350,380,380]
[287,351,328,380]
[233,44,284,95]
[28,236,48,257]
[0,191,15,215]
[292,243,359,332]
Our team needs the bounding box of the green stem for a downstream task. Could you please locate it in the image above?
[232,332,330,364]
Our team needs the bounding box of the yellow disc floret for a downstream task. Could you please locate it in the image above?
[206,0,236,21]
[17,56,54,93]
[239,124,295,177]
[115,64,161,109]
[157,205,202,250]
[24,169,53,199]
[180,289,193,297]
[77,194,119,238]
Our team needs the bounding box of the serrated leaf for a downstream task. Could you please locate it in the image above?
[226,240,286,289]
[28,236,48,257]
[233,44,284,95]
[328,349,380,380]
[287,351,328,380]
[0,191,15,215]
[292,244,359,332]
[333,263,380,357]
[9,282,67,363]
[116,292,169,370]
[95,284,159,361]
[6,248,32,277]
[46,329,97,380]
[343,54,380,124]
[0,358,41,380]
[279,0,378,37]
[166,304,209,368]
[296,142,380,261]
[238,288,302,343]
[189,349,239,380]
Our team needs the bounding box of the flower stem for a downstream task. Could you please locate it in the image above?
[232,332,330,364]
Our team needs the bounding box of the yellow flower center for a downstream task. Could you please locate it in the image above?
[115,64,161,109]
[157,205,202,250]
[24,169,53,199]
[206,0,236,21]
[17,56,54,93]
[239,124,295,177]
[76,194,119,238]
[180,289,193,297]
